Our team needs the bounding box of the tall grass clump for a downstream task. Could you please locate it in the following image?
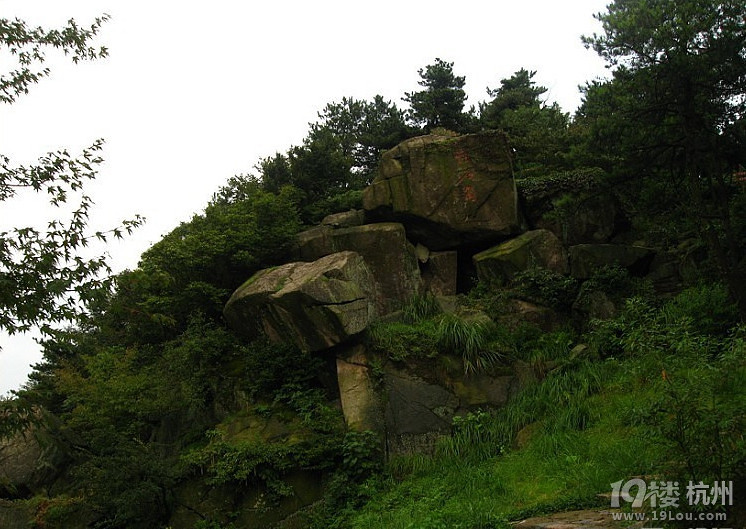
[402,293,441,323]
[435,313,501,374]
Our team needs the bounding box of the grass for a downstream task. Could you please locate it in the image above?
[338,286,745,529]
[345,354,666,529]
[368,294,505,373]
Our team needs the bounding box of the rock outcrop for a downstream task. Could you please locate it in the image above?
[223,251,377,352]
[222,131,689,462]
[0,500,32,529]
[363,131,520,250]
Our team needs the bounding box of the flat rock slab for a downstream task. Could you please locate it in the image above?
[223,251,377,352]
[513,509,644,529]
[473,229,568,284]
[320,209,365,228]
[363,131,520,250]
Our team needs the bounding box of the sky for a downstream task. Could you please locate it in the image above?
[0,0,611,395]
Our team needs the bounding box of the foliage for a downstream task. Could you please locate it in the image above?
[646,335,746,483]
[510,268,579,311]
[4,3,745,526]
[480,69,571,174]
[255,94,413,223]
[368,305,501,374]
[437,410,504,460]
[309,95,413,181]
[661,281,738,335]
[435,313,500,374]
[574,265,654,314]
[118,181,302,336]
[241,339,326,401]
[340,281,744,528]
[367,319,440,362]
[299,188,363,226]
[0,16,143,337]
[401,293,442,324]
[0,15,109,103]
[341,430,383,482]
[579,0,746,309]
[584,288,746,486]
[403,58,472,133]
[517,167,607,202]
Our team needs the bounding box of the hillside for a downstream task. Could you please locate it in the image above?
[1,1,745,527]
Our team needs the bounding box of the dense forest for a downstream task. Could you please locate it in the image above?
[1,1,745,528]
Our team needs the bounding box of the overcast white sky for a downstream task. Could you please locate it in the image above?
[0,0,610,395]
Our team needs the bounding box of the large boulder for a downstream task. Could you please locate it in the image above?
[363,131,520,250]
[294,223,421,314]
[223,251,377,352]
[569,244,655,279]
[473,229,568,284]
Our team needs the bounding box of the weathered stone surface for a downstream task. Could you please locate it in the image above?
[336,346,383,432]
[473,229,568,284]
[421,250,458,296]
[171,472,324,529]
[383,370,459,454]
[384,371,458,436]
[294,225,334,260]
[294,223,421,314]
[514,509,644,528]
[223,251,377,352]
[414,243,430,263]
[569,244,655,279]
[320,209,365,228]
[0,428,43,495]
[446,374,516,407]
[381,362,521,454]
[0,500,33,529]
[363,131,520,250]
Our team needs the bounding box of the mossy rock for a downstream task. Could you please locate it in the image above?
[473,229,568,284]
[363,131,520,250]
[224,251,377,352]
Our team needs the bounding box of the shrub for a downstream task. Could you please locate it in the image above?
[511,268,579,311]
